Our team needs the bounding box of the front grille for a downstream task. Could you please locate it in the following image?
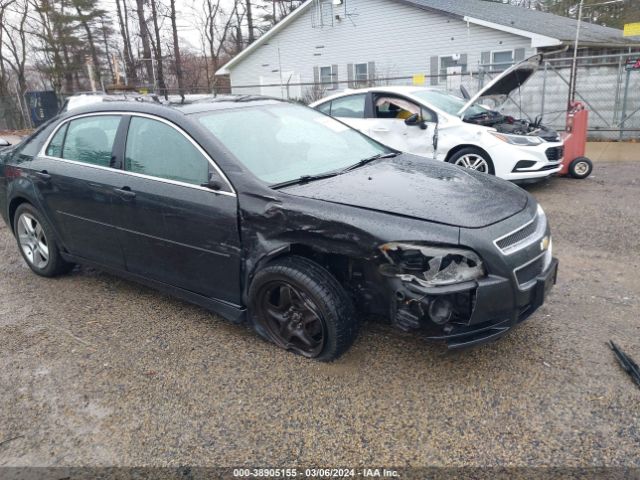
[545,146,564,161]
[515,254,545,287]
[495,215,540,252]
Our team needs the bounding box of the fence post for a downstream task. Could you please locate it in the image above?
[619,68,631,141]
[541,62,548,120]
[613,54,623,130]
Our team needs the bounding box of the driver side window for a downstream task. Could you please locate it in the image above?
[374,96,436,123]
[125,116,210,187]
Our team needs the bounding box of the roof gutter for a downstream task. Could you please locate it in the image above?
[463,16,563,48]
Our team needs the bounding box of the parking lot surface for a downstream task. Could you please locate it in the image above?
[0,161,639,468]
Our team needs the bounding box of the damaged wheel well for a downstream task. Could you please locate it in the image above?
[257,244,388,317]
[282,244,352,285]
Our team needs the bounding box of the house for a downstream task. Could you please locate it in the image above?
[216,0,640,101]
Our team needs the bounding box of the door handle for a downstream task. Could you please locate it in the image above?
[114,186,136,200]
[34,170,52,182]
[371,127,389,133]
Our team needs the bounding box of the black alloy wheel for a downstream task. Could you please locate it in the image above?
[258,281,326,358]
[249,256,357,361]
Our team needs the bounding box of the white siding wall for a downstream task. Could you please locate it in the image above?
[228,0,535,98]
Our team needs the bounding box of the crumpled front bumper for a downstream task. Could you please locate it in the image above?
[390,257,559,349]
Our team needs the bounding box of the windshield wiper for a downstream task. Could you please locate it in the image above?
[270,172,339,189]
[341,152,399,173]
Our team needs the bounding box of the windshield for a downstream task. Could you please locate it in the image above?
[197,103,388,185]
[411,90,488,118]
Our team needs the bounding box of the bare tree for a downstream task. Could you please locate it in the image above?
[1,0,30,127]
[169,0,183,98]
[115,0,137,84]
[195,0,240,92]
[148,0,167,95]
[135,0,154,85]
[245,0,255,44]
[72,0,103,86]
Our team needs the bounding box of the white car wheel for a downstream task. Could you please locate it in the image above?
[448,148,494,175]
[455,154,490,173]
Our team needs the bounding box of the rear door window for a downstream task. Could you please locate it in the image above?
[124,116,210,187]
[329,94,366,118]
[61,115,121,167]
[46,124,67,157]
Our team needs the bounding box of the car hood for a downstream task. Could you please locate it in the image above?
[281,155,528,229]
[458,54,543,116]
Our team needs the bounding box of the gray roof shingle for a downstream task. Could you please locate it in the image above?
[394,0,638,46]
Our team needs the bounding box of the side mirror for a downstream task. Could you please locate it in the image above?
[202,171,223,191]
[404,114,428,130]
[404,113,420,126]
[0,138,11,147]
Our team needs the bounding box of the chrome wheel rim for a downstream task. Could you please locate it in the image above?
[17,213,49,269]
[455,154,489,173]
[574,161,589,175]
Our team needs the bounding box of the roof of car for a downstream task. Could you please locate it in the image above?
[60,95,287,118]
[310,86,440,105]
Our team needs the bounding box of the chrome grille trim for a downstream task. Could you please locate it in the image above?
[494,212,547,255]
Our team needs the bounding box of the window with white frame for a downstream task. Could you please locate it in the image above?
[319,66,333,87]
[355,63,369,84]
[492,50,514,71]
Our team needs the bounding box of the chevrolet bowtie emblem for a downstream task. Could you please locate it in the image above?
[540,236,550,251]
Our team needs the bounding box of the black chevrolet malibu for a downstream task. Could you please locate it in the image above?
[0,97,558,360]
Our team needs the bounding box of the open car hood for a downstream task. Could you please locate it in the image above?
[457,54,543,116]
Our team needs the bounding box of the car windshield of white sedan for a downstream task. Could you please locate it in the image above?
[411,90,487,118]
[197,104,387,185]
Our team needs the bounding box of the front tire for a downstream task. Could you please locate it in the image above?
[248,256,357,361]
[447,147,494,175]
[13,203,74,277]
[569,157,593,179]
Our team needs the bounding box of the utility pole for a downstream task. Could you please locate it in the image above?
[86,58,97,92]
[568,0,584,108]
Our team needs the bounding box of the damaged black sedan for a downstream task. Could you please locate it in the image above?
[0,98,558,360]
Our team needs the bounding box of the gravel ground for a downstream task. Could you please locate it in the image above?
[0,161,639,469]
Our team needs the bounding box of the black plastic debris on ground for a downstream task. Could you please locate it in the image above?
[610,340,640,389]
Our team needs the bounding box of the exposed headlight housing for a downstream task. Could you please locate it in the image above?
[490,131,543,146]
[379,243,485,287]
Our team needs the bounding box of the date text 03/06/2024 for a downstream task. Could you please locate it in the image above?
[233,468,400,478]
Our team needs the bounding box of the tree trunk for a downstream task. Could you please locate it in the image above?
[75,4,102,87]
[245,0,255,44]
[101,19,115,84]
[169,0,184,99]
[149,0,166,96]
[135,0,154,84]
[116,0,137,83]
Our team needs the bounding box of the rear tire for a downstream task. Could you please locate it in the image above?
[13,203,74,277]
[569,157,593,179]
[248,255,357,361]
[447,147,495,175]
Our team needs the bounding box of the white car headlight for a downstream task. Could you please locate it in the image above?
[490,131,543,146]
[379,242,485,287]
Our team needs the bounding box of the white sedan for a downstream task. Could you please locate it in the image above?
[311,56,563,182]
